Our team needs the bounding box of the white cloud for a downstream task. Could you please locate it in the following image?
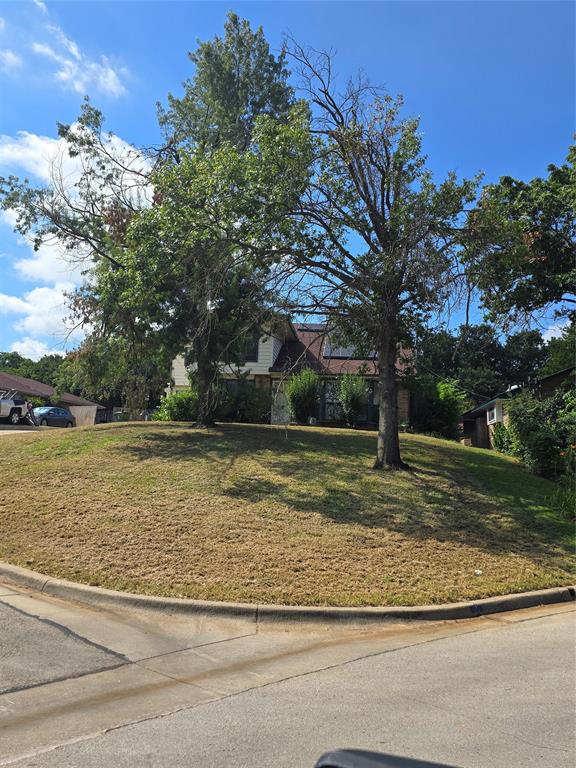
[0,18,6,31]
[0,126,152,202]
[543,320,570,342]
[0,49,23,71]
[33,0,48,14]
[10,337,59,361]
[0,282,77,338]
[15,238,86,284]
[0,293,28,314]
[0,130,72,182]
[47,24,80,60]
[0,124,151,355]
[32,23,128,97]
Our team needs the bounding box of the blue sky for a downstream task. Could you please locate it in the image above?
[0,0,573,358]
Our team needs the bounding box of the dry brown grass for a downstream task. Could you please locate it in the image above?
[0,422,573,606]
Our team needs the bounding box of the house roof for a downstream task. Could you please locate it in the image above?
[270,324,412,377]
[0,372,101,408]
[462,365,576,418]
[462,394,509,419]
[536,365,575,382]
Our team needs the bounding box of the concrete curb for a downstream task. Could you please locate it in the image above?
[0,562,574,624]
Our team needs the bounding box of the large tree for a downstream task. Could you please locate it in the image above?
[1,15,301,420]
[539,321,576,376]
[287,46,478,468]
[55,334,171,410]
[466,143,576,324]
[414,324,547,403]
[78,107,311,424]
[158,11,293,151]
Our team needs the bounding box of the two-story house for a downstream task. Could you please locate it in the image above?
[169,321,411,425]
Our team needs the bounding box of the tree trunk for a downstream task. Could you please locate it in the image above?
[195,344,216,427]
[373,325,408,470]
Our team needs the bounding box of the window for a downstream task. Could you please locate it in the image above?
[486,406,497,425]
[323,337,376,360]
[243,332,259,363]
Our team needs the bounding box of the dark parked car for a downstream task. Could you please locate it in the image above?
[33,406,76,428]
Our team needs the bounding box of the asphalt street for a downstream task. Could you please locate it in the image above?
[0,581,574,768]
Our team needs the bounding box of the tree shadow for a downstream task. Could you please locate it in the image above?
[116,423,573,564]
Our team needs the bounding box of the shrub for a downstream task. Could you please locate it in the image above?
[492,422,514,454]
[436,380,469,439]
[548,477,576,522]
[506,393,564,478]
[152,388,198,422]
[410,375,469,440]
[338,373,368,427]
[286,368,319,423]
[217,379,272,424]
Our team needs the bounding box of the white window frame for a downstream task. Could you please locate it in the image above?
[486,401,503,425]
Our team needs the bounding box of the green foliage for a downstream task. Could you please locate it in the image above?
[159,12,294,151]
[217,378,272,424]
[465,143,576,321]
[410,375,470,439]
[504,392,576,478]
[337,373,368,427]
[415,324,547,404]
[540,321,575,376]
[0,351,64,387]
[436,380,470,439]
[286,369,320,423]
[491,422,514,454]
[55,335,171,410]
[548,478,575,522]
[152,389,199,422]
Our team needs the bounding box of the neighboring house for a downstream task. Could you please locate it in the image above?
[0,372,102,427]
[169,322,412,426]
[461,365,575,449]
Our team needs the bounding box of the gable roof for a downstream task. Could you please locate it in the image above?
[270,324,412,376]
[0,372,101,408]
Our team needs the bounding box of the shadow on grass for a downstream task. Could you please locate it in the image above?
[118,424,574,564]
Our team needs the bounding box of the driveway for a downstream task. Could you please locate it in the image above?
[0,580,574,767]
[0,426,41,435]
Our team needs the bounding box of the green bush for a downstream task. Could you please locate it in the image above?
[286,368,319,423]
[338,373,368,427]
[548,477,576,522]
[410,375,469,440]
[217,379,272,424]
[152,388,199,422]
[506,393,566,478]
[492,422,514,454]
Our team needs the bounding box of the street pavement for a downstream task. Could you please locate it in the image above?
[0,580,574,767]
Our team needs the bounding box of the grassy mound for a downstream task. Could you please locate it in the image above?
[0,423,573,606]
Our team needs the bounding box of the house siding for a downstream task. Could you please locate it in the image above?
[272,336,283,366]
[170,335,284,392]
[221,335,279,377]
[171,355,189,389]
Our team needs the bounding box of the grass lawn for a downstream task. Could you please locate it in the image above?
[0,422,573,606]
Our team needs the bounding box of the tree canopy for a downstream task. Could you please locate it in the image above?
[466,143,576,324]
[286,45,478,467]
[0,351,63,387]
[414,324,548,404]
[158,11,293,151]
